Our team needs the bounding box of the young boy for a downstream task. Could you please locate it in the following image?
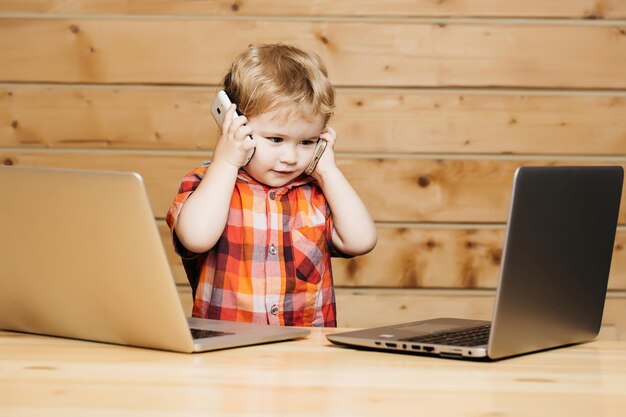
[166,44,377,327]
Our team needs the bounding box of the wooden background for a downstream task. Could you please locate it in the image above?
[1,1,625,336]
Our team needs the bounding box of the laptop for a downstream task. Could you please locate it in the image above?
[0,166,309,353]
[328,166,623,360]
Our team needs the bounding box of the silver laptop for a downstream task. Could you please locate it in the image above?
[328,166,623,360]
[0,166,309,353]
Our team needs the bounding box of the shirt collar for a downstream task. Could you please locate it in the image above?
[236,169,314,191]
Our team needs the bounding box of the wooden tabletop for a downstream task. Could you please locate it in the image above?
[1,328,626,416]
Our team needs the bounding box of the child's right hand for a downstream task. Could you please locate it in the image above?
[212,104,256,168]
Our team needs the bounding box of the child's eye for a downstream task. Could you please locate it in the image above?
[268,137,284,143]
[301,140,316,146]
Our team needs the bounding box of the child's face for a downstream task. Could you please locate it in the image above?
[243,107,325,188]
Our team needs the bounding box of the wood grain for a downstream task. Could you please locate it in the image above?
[3,85,626,155]
[3,327,626,417]
[1,0,625,355]
[332,288,626,338]
[1,0,625,18]
[163,223,626,290]
[333,226,626,289]
[2,152,625,223]
[1,19,625,88]
[177,287,626,338]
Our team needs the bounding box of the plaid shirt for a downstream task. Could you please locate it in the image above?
[166,162,339,327]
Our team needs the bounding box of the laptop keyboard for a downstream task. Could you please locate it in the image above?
[190,328,235,340]
[400,324,491,347]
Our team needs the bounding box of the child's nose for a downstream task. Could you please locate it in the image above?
[279,146,298,164]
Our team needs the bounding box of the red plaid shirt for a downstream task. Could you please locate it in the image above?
[166,162,340,327]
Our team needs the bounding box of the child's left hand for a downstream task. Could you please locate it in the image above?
[310,126,338,181]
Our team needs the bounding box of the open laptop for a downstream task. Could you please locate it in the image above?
[0,166,309,353]
[328,166,624,360]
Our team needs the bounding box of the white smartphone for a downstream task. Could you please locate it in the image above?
[211,90,255,165]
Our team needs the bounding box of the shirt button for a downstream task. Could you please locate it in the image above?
[269,191,276,200]
[270,305,279,315]
[269,245,278,255]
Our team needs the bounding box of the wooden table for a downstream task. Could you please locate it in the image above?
[1,328,626,416]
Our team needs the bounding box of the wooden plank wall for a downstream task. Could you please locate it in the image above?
[1,1,626,335]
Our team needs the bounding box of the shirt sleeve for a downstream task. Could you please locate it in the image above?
[165,163,209,259]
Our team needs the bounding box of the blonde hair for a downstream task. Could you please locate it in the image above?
[222,44,335,123]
